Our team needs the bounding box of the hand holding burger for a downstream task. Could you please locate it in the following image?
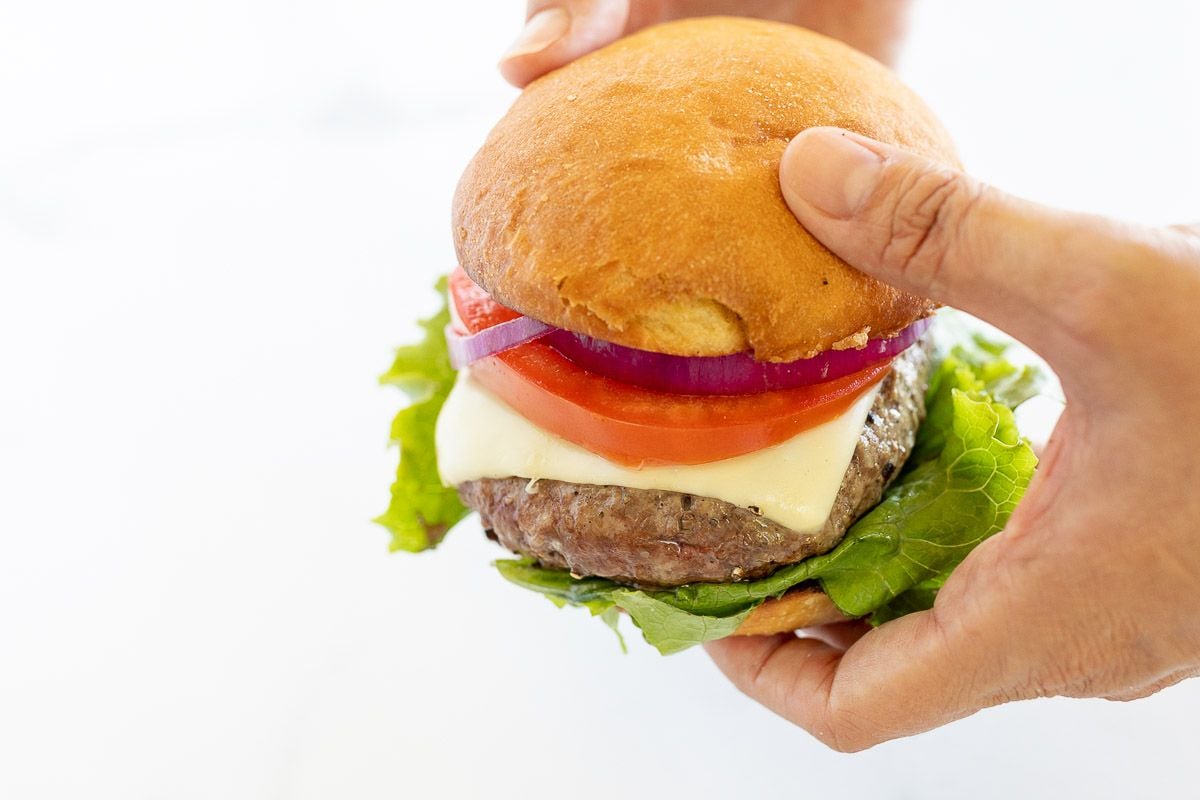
[496,0,1200,750]
[380,8,1200,749]
[503,4,1200,746]
[705,127,1200,749]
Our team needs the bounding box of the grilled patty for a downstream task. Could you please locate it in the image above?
[458,338,932,588]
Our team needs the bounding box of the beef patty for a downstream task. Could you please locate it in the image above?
[458,338,932,588]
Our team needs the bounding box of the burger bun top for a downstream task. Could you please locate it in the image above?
[453,17,957,361]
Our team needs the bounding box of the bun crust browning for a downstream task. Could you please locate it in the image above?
[453,17,957,361]
[733,586,849,635]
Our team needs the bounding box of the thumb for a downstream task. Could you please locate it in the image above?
[779,127,1149,363]
[498,0,629,88]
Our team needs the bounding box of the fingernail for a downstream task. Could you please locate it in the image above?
[782,128,885,219]
[500,7,571,62]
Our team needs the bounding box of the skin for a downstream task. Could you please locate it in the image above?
[498,0,913,84]
[499,1,1200,749]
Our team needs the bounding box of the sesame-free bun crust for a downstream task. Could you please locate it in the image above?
[453,17,957,361]
[732,586,849,635]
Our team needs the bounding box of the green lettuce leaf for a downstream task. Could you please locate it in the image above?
[494,333,1041,654]
[611,590,752,655]
[807,390,1037,620]
[375,277,468,552]
[913,333,1042,463]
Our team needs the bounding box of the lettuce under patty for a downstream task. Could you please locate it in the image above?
[378,284,1042,653]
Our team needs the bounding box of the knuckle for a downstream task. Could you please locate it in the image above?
[821,677,896,753]
[821,711,879,753]
[877,167,984,294]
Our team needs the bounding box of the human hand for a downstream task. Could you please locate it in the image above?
[703,126,1200,750]
[498,0,912,86]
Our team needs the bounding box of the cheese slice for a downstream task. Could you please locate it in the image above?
[436,370,880,533]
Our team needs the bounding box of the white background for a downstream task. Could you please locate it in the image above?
[2,2,1198,798]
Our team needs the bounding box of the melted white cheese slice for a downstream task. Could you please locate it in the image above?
[436,370,880,533]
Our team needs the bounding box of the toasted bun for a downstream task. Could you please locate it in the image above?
[733,586,849,636]
[453,17,957,361]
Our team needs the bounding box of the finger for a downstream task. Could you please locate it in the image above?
[704,633,846,743]
[800,619,872,651]
[778,127,1165,369]
[498,0,630,88]
[769,0,913,67]
[498,0,914,88]
[625,1,913,66]
[705,609,1009,751]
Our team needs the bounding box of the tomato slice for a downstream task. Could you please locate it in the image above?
[448,268,520,332]
[448,267,888,467]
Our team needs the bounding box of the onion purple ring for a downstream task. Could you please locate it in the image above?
[445,315,553,370]
[445,308,932,395]
[544,317,933,395]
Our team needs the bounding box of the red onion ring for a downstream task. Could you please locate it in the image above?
[445,315,553,370]
[544,317,933,395]
[445,297,931,394]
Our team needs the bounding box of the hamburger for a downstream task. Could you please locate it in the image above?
[379,17,1039,653]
